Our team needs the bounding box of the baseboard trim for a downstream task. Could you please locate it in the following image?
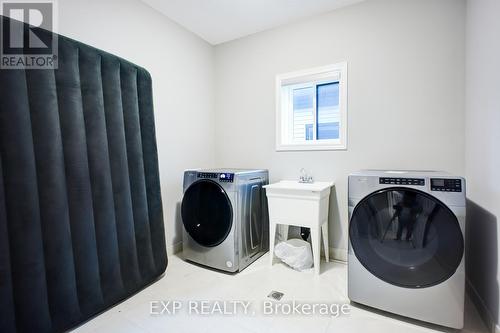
[167,242,182,255]
[328,247,347,262]
[466,278,499,333]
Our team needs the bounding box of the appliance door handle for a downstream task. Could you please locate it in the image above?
[249,184,260,250]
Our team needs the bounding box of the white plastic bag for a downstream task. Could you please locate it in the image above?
[274,238,313,271]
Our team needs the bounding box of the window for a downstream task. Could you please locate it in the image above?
[276,62,347,151]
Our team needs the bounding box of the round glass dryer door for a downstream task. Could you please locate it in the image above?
[349,187,464,288]
[181,180,233,247]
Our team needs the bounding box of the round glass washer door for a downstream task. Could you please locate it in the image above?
[181,180,233,247]
[349,187,464,288]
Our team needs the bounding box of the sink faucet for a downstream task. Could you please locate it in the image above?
[299,168,314,183]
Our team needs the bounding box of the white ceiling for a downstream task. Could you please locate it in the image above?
[141,0,365,45]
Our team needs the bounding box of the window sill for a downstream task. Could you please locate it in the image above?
[276,142,347,152]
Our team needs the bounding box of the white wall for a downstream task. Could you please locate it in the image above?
[58,0,215,253]
[465,0,500,330]
[214,0,466,257]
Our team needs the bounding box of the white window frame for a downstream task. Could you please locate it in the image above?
[275,62,348,151]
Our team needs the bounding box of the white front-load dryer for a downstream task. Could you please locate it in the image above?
[348,170,465,329]
[181,169,269,273]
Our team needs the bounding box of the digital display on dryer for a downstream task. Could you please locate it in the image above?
[432,179,445,187]
[219,173,234,183]
[431,178,462,192]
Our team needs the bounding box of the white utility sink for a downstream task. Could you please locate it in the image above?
[263,180,334,193]
[264,180,334,275]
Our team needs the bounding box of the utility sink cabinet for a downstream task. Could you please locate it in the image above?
[263,180,334,275]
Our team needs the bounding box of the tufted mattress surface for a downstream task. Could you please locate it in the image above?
[0,15,167,333]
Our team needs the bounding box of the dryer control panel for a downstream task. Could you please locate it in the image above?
[379,177,425,186]
[431,178,462,192]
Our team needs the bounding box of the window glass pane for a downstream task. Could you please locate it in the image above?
[317,83,340,140]
[292,87,314,141]
[305,124,313,140]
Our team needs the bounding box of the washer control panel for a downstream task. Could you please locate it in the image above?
[197,172,235,183]
[197,172,218,179]
[379,177,425,186]
[431,178,462,192]
[218,173,234,183]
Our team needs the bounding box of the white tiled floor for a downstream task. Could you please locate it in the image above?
[73,254,488,333]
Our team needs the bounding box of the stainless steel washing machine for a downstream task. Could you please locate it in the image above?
[348,170,466,328]
[181,169,269,272]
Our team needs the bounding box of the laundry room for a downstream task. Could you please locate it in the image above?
[0,0,498,332]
